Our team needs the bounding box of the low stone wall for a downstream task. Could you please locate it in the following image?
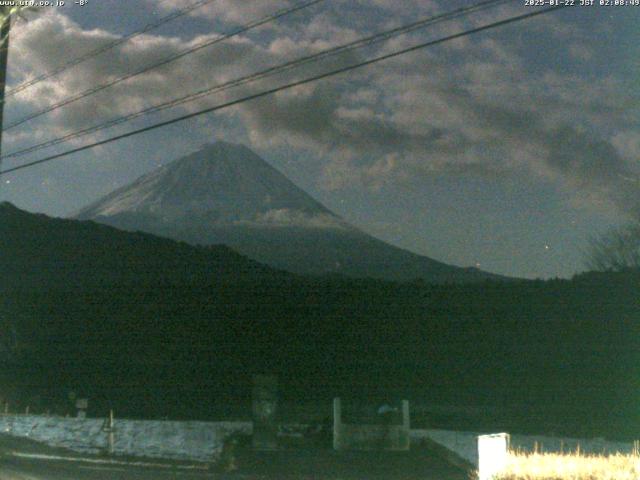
[2,414,630,468]
[0,415,251,462]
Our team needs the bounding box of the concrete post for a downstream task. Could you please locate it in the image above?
[107,409,115,455]
[401,400,410,429]
[332,397,342,451]
[251,375,278,450]
[76,398,88,419]
[478,433,510,480]
[400,400,410,450]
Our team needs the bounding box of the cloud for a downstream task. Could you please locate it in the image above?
[7,11,275,143]
[5,3,639,222]
[6,5,365,146]
[235,208,348,229]
[151,0,294,25]
[228,8,640,220]
[612,131,640,165]
[149,0,438,31]
[542,128,639,217]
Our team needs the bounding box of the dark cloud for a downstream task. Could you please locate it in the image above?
[231,18,640,219]
[5,4,639,221]
[8,12,271,136]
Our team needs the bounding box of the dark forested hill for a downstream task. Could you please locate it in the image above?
[0,201,286,287]
[1,203,638,439]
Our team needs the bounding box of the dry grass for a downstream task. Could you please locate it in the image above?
[494,450,640,480]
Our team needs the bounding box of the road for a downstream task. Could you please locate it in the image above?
[0,455,219,479]
[0,450,470,479]
[0,434,469,480]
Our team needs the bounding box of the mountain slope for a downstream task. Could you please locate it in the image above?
[75,141,502,283]
[0,200,285,288]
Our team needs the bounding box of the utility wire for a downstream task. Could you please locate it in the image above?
[4,0,218,99]
[0,5,568,177]
[3,0,325,131]
[1,0,512,161]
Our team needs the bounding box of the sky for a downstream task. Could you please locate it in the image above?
[0,0,638,279]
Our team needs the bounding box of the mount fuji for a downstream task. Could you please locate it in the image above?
[75,142,501,283]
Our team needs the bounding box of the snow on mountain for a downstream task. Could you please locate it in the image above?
[77,142,345,229]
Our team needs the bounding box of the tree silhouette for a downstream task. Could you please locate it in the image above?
[585,223,640,271]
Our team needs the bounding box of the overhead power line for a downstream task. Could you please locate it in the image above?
[3,0,325,132]
[0,6,11,160]
[0,5,568,177]
[5,0,218,99]
[1,0,512,162]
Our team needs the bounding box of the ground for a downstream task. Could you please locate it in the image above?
[0,433,469,479]
[236,448,471,479]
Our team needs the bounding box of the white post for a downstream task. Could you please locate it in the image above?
[478,433,510,480]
